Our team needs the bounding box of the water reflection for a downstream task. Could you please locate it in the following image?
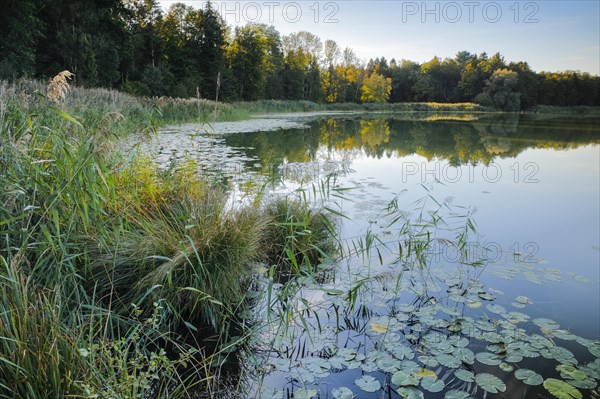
[223,115,600,177]
[146,114,599,398]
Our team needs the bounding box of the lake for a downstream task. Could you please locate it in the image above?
[144,113,600,398]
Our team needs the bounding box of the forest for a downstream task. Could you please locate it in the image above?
[1,0,599,110]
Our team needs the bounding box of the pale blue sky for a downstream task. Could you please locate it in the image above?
[158,1,600,74]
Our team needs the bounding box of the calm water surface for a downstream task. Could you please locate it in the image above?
[152,114,600,398]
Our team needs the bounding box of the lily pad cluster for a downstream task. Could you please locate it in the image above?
[251,205,599,399]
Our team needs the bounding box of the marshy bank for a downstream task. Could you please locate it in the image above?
[0,78,339,397]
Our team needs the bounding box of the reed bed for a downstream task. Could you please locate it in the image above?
[0,75,337,398]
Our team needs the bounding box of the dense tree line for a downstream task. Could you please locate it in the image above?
[1,0,599,110]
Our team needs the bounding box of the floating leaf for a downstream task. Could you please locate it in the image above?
[478,292,495,301]
[371,323,389,334]
[499,362,514,372]
[397,386,424,399]
[514,369,543,385]
[548,347,576,364]
[303,357,330,377]
[289,368,315,384]
[416,369,437,379]
[587,341,600,357]
[556,365,586,381]
[421,376,445,392]
[476,352,501,366]
[467,300,482,308]
[553,329,577,341]
[418,356,439,368]
[392,370,420,386]
[400,360,422,373]
[573,274,592,284]
[454,347,475,364]
[454,369,475,383]
[444,389,473,399]
[543,378,582,399]
[475,373,506,393]
[295,388,317,399]
[332,387,355,399]
[389,345,414,360]
[360,361,378,372]
[435,353,461,368]
[567,378,597,390]
[376,354,401,373]
[259,388,283,399]
[355,375,381,393]
[534,318,560,331]
[258,387,283,399]
[503,312,529,324]
[486,304,506,314]
[448,336,469,348]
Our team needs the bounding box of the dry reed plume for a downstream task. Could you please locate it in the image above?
[47,70,74,105]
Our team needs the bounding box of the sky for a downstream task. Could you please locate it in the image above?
[158,0,600,74]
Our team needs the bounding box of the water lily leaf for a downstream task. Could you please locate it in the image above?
[476,352,501,366]
[511,295,533,309]
[436,353,461,368]
[566,378,597,390]
[486,304,506,314]
[303,357,331,377]
[534,318,560,331]
[391,345,415,360]
[523,271,543,284]
[258,387,283,399]
[448,336,469,348]
[515,368,543,385]
[453,347,475,364]
[477,292,495,301]
[482,331,504,344]
[416,369,437,379]
[397,304,416,312]
[421,376,444,392]
[587,341,600,357]
[332,386,355,399]
[528,334,554,349]
[573,274,592,284]
[397,386,424,399]
[441,306,463,316]
[548,347,576,363]
[556,365,586,381]
[289,368,315,384]
[329,356,345,370]
[295,388,317,399]
[392,370,420,386]
[418,356,439,368]
[371,323,389,334]
[444,390,473,399]
[553,329,577,341]
[504,352,524,363]
[454,369,475,382]
[467,300,482,308]
[360,361,378,372]
[505,311,530,323]
[400,360,422,373]
[475,373,506,393]
[355,375,381,392]
[579,364,600,380]
[499,362,514,372]
[377,353,401,372]
[543,378,582,399]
